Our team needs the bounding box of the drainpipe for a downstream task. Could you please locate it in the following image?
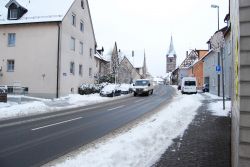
[56,23,61,98]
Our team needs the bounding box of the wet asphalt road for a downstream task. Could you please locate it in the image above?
[0,85,176,167]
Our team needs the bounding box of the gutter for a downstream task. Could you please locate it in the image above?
[56,23,61,98]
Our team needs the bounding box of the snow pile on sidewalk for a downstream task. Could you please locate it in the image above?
[0,101,50,119]
[56,94,113,106]
[206,93,231,117]
[0,94,130,120]
[50,94,203,167]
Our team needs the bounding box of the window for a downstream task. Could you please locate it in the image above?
[81,0,84,9]
[70,37,75,51]
[8,33,16,47]
[80,42,83,55]
[7,60,15,72]
[9,8,18,19]
[80,20,84,32]
[70,62,75,75]
[89,68,92,77]
[96,59,98,67]
[169,58,173,63]
[79,64,83,76]
[90,48,93,58]
[71,13,76,26]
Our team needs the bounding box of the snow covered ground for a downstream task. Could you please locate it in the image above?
[205,93,231,117]
[0,94,131,120]
[45,92,204,167]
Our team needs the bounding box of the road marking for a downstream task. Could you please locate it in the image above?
[134,99,145,103]
[31,117,82,131]
[107,105,125,111]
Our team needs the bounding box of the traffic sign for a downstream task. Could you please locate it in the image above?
[216,65,221,72]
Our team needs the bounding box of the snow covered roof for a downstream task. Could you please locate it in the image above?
[0,0,75,25]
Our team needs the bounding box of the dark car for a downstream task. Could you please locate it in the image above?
[202,83,209,92]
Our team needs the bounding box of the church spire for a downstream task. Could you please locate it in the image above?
[167,36,176,56]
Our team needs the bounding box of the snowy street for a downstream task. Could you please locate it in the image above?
[44,92,231,167]
[0,85,231,167]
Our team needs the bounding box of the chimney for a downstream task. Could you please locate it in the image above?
[186,51,188,58]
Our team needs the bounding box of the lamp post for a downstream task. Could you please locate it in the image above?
[211,5,219,31]
[211,4,221,97]
[211,4,225,110]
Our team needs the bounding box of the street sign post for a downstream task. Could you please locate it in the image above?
[211,31,225,110]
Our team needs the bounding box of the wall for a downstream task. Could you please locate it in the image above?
[203,51,221,95]
[0,23,58,98]
[59,0,96,96]
[223,31,233,99]
[231,0,250,166]
[192,61,204,90]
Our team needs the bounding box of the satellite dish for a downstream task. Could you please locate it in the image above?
[210,31,225,52]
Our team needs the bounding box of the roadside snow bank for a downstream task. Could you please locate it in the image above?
[57,94,114,106]
[50,94,203,167]
[0,94,130,120]
[208,100,231,117]
[0,101,50,120]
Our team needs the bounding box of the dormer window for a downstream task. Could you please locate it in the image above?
[5,0,28,20]
[9,8,18,19]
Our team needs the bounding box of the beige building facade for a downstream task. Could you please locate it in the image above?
[231,0,250,166]
[0,0,97,98]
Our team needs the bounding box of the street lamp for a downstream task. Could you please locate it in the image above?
[211,4,219,31]
[211,4,225,110]
[211,4,221,97]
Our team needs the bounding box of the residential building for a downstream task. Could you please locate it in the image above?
[118,56,141,84]
[0,0,97,98]
[170,67,179,85]
[94,47,109,84]
[231,0,250,166]
[166,36,177,73]
[178,50,200,85]
[203,26,231,97]
[188,50,208,90]
[223,14,232,99]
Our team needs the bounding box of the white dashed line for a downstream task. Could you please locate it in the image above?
[107,105,125,111]
[31,117,82,131]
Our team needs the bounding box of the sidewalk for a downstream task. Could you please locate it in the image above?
[154,94,231,167]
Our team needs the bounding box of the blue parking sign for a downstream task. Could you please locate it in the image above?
[216,65,221,72]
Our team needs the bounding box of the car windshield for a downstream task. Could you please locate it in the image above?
[134,80,149,86]
[184,81,196,86]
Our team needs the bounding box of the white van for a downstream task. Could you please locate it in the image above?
[181,77,197,94]
[133,79,154,96]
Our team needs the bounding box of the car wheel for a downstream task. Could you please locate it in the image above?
[134,92,137,96]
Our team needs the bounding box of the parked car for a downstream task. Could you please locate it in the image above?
[78,84,100,95]
[181,77,197,94]
[202,83,209,92]
[100,84,121,97]
[0,85,7,93]
[118,84,133,94]
[133,79,154,96]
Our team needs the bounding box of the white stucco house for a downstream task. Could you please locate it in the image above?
[0,0,98,98]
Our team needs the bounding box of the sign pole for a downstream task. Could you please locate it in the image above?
[221,49,225,110]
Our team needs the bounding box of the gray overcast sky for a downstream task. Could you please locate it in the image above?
[89,0,229,77]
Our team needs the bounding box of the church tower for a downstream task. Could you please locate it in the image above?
[166,36,177,73]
